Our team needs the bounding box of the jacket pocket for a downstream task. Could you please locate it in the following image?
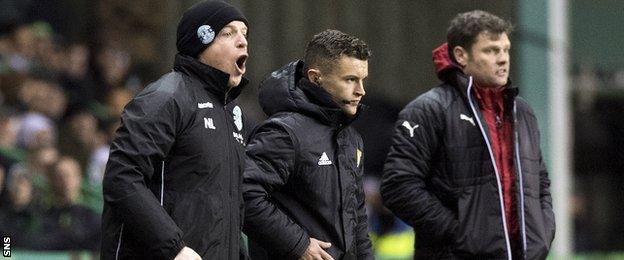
[170,191,224,254]
[454,185,507,258]
[523,194,551,260]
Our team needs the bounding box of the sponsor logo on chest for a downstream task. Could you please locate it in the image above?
[318,152,333,166]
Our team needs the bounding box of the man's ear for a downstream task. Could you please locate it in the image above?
[306,68,322,85]
[453,46,469,67]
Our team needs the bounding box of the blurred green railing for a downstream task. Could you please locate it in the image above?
[10,251,96,260]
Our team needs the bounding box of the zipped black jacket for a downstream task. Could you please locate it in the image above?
[243,61,373,259]
[102,54,248,260]
[381,71,556,259]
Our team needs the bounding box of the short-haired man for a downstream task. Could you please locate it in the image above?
[243,29,373,260]
[101,1,250,259]
[381,10,555,259]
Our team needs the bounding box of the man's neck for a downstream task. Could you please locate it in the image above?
[474,81,505,92]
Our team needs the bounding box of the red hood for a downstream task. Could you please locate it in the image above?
[432,43,462,81]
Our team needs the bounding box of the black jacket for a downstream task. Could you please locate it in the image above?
[102,54,248,260]
[381,72,556,259]
[243,61,373,259]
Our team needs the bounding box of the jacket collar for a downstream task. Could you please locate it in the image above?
[173,54,248,104]
[452,72,519,107]
[298,77,361,127]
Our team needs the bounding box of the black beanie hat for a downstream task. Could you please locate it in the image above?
[176,0,248,58]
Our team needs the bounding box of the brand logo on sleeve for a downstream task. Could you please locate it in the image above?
[460,114,475,126]
[402,121,419,137]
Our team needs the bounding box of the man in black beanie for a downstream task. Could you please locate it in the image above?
[101,1,249,259]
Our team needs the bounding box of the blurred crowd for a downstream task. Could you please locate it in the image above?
[0,19,140,251]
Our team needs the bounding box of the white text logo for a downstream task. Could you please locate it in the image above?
[204,117,216,129]
[3,236,10,257]
[232,132,244,144]
[198,102,213,109]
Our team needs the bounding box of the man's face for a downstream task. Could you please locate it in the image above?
[457,32,510,88]
[316,55,368,117]
[199,21,248,88]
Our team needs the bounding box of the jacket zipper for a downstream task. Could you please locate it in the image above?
[465,76,513,260]
[224,88,231,105]
[512,102,528,256]
[115,224,124,260]
[161,161,165,206]
[223,90,233,257]
[334,126,349,250]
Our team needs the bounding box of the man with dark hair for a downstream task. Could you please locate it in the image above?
[243,29,373,260]
[102,1,249,259]
[381,10,555,259]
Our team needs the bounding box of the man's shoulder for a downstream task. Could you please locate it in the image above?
[139,72,185,97]
[255,112,330,142]
[514,96,534,112]
[402,83,457,115]
[252,113,299,134]
[266,112,315,128]
[343,125,363,143]
[514,96,538,120]
[134,71,202,108]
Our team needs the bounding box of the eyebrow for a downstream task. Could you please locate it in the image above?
[222,24,248,32]
[344,74,368,80]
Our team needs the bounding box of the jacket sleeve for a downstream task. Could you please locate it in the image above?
[103,90,185,259]
[355,154,373,259]
[242,121,310,259]
[539,155,556,246]
[380,101,459,243]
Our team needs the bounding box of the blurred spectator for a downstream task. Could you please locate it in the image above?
[23,146,59,207]
[94,46,132,99]
[0,165,4,204]
[0,22,17,74]
[86,133,108,185]
[59,42,97,114]
[15,77,66,152]
[8,22,36,73]
[0,165,45,249]
[16,112,55,151]
[48,157,82,207]
[41,156,101,251]
[105,87,133,120]
[58,110,109,184]
[0,109,24,165]
[0,110,23,206]
[32,21,65,75]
